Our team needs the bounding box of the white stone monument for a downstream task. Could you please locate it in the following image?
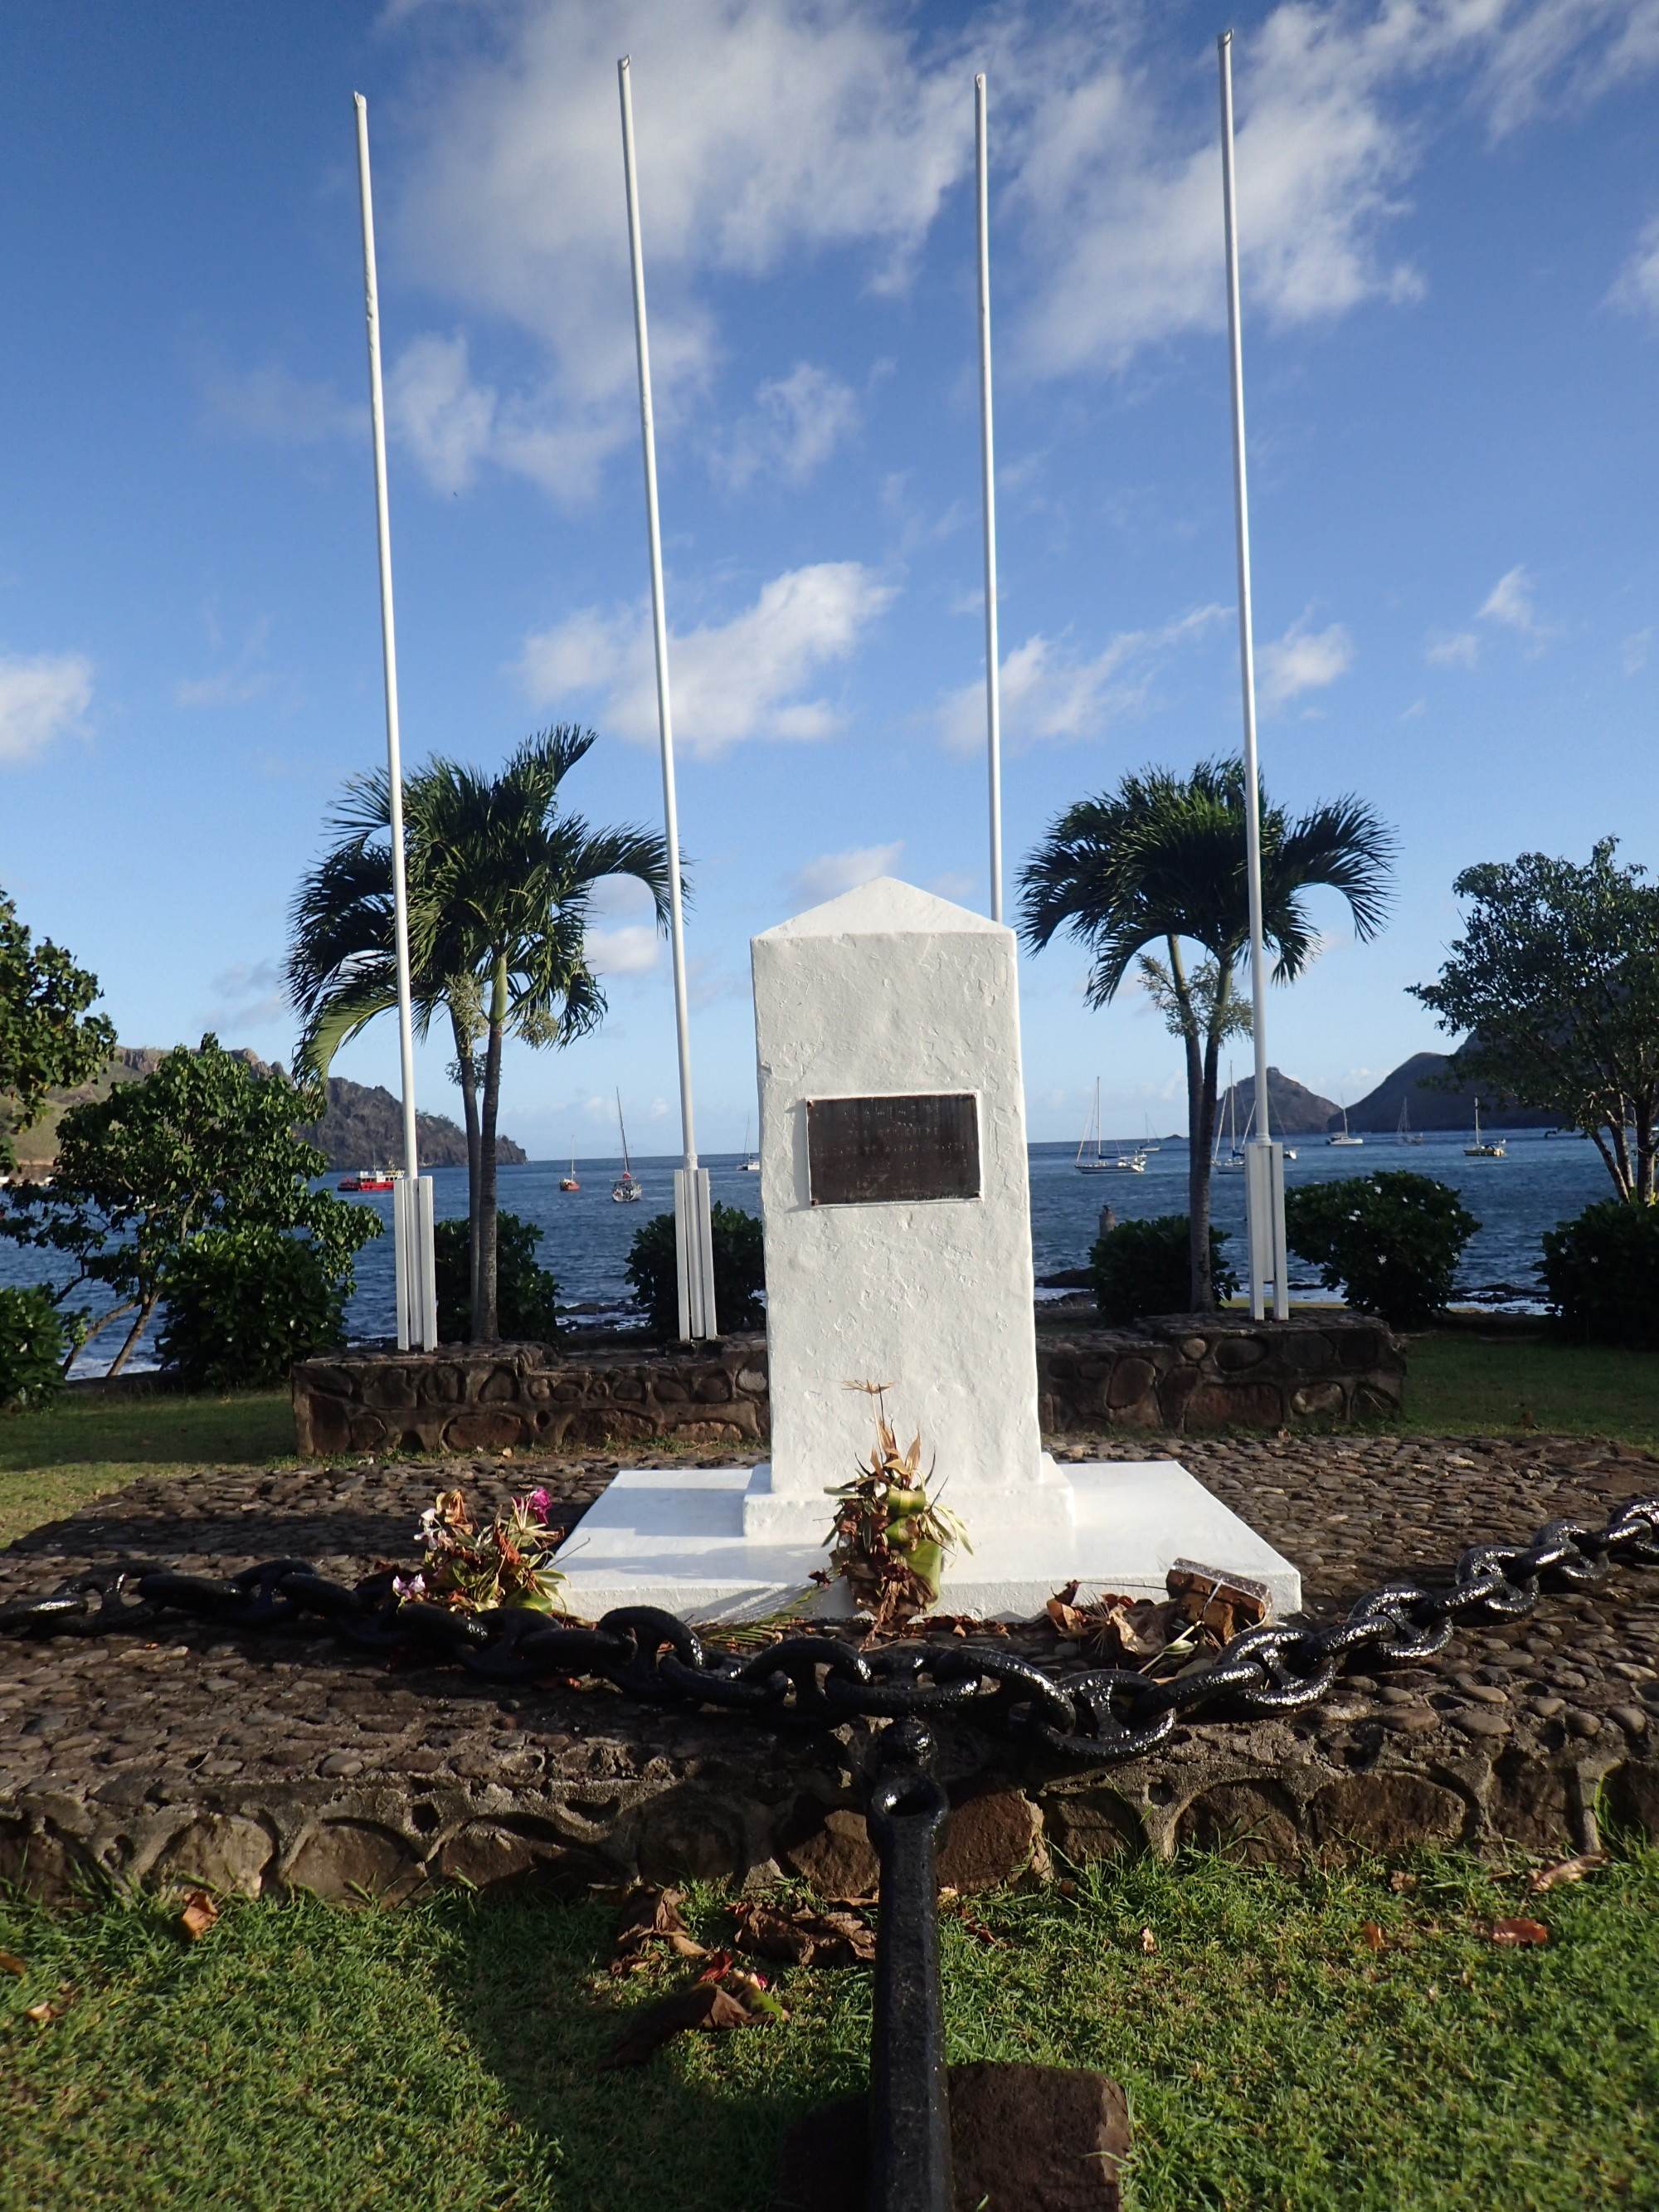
[553,879,1298,1622]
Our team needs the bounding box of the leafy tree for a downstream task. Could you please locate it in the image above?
[0,1035,377,1376]
[1019,760,1394,1308]
[156,1227,352,1390]
[1410,841,1659,1204]
[1540,1201,1659,1347]
[432,1211,560,1342]
[1283,1172,1479,1328]
[0,1285,71,1410]
[1089,1214,1238,1324]
[288,728,671,1342]
[626,1204,766,1341]
[0,888,115,1171]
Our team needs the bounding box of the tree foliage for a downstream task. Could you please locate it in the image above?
[0,1284,71,1410]
[1020,761,1394,1308]
[288,728,671,1342]
[0,888,115,1170]
[626,1204,766,1341]
[432,1211,560,1342]
[1410,841,1659,1204]
[1283,1172,1480,1328]
[0,1035,377,1376]
[1089,1214,1238,1325]
[1540,1201,1659,1347]
[156,1227,352,1390]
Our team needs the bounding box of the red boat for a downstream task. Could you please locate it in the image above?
[338,1168,396,1193]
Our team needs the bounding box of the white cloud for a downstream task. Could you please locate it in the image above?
[936,605,1226,757]
[1258,616,1353,710]
[518,560,894,758]
[787,841,905,902]
[202,361,362,445]
[388,333,497,495]
[1608,212,1659,316]
[0,650,93,763]
[206,957,288,1032]
[718,362,860,489]
[586,924,662,976]
[1478,564,1542,632]
[1427,630,1481,668]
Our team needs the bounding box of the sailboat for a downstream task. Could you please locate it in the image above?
[1214,1073,1245,1172]
[1075,1079,1146,1172]
[1464,1099,1506,1158]
[560,1143,580,1193]
[1396,1099,1423,1147]
[740,1115,760,1172]
[611,1091,644,1201]
[1327,1102,1364,1147]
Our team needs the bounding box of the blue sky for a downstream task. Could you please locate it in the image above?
[3,0,1658,1157]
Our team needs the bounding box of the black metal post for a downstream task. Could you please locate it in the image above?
[865,1724,953,2212]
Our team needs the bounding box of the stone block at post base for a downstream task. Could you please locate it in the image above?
[771,2063,1131,2212]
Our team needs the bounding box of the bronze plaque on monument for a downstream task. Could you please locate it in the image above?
[805,1093,980,1206]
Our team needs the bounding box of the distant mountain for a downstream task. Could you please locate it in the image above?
[300,1077,526,1171]
[11,1049,526,1174]
[1340,1051,1556,1133]
[1218,1065,1340,1135]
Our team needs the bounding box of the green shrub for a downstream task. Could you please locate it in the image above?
[1089,1214,1237,1323]
[0,1284,70,1409]
[1540,1199,1659,1347]
[626,1203,766,1340]
[1283,1171,1479,1328]
[156,1227,348,1389]
[432,1212,560,1342]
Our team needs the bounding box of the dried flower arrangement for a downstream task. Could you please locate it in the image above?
[1045,1565,1269,1674]
[393,1485,568,1615]
[818,1382,969,1629]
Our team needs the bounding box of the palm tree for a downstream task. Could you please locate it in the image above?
[1019,759,1393,1311]
[287,727,672,1341]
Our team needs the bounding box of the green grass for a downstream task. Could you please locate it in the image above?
[2,1847,1655,2210]
[1399,1333,1659,1450]
[0,1388,295,1546]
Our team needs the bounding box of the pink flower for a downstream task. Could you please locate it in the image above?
[392,1572,427,1603]
[525,1487,551,1523]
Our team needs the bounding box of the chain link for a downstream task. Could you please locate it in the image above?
[2,1493,1657,1764]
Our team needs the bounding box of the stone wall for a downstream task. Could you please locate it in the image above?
[292,1314,1402,1456]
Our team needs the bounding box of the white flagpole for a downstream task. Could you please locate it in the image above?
[1219,32,1287,1323]
[354,91,435,1351]
[975,73,1004,925]
[618,56,716,1339]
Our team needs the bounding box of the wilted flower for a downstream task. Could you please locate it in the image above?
[525,1487,551,1524]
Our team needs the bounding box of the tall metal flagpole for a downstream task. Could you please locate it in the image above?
[354,91,435,1351]
[1219,32,1287,1323]
[618,56,716,1340]
[975,73,1004,926]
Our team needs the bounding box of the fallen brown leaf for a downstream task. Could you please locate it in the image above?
[1139,1926,1156,1955]
[1491,1917,1550,1947]
[24,2003,55,2023]
[179,1890,219,1942]
[0,1951,25,1977]
[733,1900,876,1969]
[610,1886,708,1974]
[1529,1851,1606,1894]
[1360,1922,1385,1952]
[1388,1872,1418,1894]
[600,1979,764,2067]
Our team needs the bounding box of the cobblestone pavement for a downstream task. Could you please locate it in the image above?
[2,1434,1657,1898]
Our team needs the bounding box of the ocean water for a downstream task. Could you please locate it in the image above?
[2,1125,1613,1372]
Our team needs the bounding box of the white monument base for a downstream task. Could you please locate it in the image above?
[552,1462,1301,1625]
[739,1456,1078,1541]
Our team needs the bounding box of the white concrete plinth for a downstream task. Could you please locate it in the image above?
[739,1456,1078,1542]
[553,1462,1301,1625]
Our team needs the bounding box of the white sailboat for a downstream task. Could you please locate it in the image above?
[1214,1072,1245,1172]
[740,1115,760,1172]
[611,1090,644,1201]
[1396,1099,1423,1147]
[1075,1079,1147,1173]
[1464,1099,1506,1158]
[1328,1102,1364,1147]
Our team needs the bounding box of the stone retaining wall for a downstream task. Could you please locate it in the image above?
[292,1315,1402,1457]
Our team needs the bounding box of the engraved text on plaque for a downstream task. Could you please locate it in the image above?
[805,1093,980,1206]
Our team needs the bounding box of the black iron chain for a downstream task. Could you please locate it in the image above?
[3,1494,1657,1764]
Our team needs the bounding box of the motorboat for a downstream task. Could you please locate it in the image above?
[1464,1099,1506,1158]
[1076,1079,1147,1172]
[338,1168,396,1192]
[611,1091,644,1202]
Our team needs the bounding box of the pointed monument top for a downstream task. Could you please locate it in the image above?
[757,875,1008,943]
